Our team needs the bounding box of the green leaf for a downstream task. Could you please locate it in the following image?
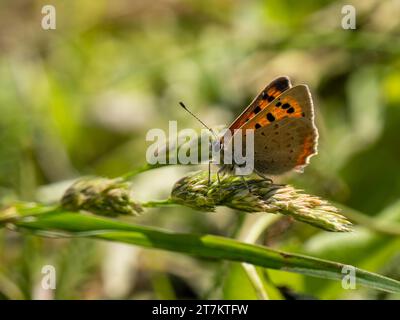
[5,204,400,294]
[223,263,258,300]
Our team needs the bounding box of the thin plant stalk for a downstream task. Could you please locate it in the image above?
[239,214,281,300]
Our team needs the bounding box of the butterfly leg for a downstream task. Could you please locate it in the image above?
[216,166,225,184]
[240,175,252,193]
[207,160,211,185]
[254,169,273,184]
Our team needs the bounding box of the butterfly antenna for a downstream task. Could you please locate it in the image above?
[179,102,218,139]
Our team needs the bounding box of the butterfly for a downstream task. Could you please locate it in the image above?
[219,76,318,178]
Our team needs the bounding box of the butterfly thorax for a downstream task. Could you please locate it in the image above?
[216,135,249,175]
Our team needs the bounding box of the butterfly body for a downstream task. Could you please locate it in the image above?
[219,76,318,177]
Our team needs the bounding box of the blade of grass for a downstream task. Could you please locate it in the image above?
[4,205,400,294]
[238,214,282,300]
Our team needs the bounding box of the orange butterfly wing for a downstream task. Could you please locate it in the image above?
[235,85,318,172]
[228,76,292,132]
[239,85,314,128]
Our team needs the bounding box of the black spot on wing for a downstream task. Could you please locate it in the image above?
[287,107,295,114]
[266,113,275,122]
[261,92,274,102]
[261,91,269,100]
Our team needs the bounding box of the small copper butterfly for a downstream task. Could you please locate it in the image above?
[220,76,318,177]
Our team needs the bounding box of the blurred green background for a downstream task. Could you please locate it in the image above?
[1,0,400,299]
